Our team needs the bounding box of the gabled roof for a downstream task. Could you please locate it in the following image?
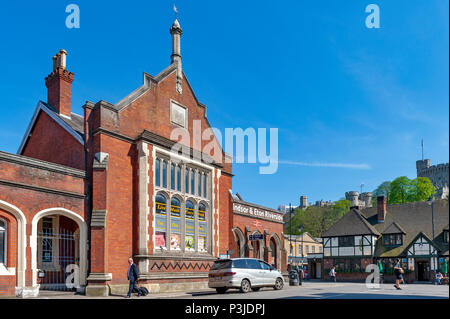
[382,222,406,235]
[322,208,380,237]
[361,200,449,257]
[17,101,84,154]
[112,63,207,114]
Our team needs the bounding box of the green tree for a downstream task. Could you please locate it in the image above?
[409,177,436,202]
[373,181,391,203]
[389,176,412,204]
[285,200,352,237]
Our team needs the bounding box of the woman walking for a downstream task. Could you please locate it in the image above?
[393,259,404,290]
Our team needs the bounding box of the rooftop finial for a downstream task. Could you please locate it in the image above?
[170,7,183,94]
[173,4,178,19]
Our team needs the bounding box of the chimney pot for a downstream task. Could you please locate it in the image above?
[377,196,386,223]
[45,50,74,117]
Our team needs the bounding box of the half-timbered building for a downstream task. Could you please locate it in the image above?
[322,196,449,282]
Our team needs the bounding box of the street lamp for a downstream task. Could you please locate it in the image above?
[298,225,303,256]
[289,203,292,263]
[427,195,436,281]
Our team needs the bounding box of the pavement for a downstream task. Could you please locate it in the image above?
[24,281,449,299]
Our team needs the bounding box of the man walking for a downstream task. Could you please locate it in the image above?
[329,266,337,282]
[126,257,142,298]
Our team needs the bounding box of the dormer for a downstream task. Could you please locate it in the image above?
[382,222,406,247]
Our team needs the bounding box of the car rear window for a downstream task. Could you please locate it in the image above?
[211,260,232,270]
[232,259,248,269]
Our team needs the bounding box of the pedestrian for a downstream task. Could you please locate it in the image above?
[435,272,443,285]
[393,258,404,290]
[126,257,142,298]
[329,266,337,282]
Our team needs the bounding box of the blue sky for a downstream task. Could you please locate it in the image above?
[0,1,448,210]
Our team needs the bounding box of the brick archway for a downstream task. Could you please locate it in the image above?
[31,208,87,292]
[0,200,27,291]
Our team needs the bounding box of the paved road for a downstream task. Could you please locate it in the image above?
[30,281,449,299]
[161,282,449,299]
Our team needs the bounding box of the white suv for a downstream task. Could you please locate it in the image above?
[208,258,284,294]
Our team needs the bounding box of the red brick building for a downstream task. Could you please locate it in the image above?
[0,19,286,297]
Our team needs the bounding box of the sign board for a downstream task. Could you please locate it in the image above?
[233,202,284,224]
[219,254,230,259]
[249,234,264,241]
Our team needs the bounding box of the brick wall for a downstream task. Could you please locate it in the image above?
[21,111,84,170]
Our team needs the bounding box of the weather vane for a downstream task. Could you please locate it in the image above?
[173,4,178,19]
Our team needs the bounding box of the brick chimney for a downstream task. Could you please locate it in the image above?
[45,49,74,118]
[377,196,386,223]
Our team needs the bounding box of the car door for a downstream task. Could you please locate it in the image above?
[259,261,276,286]
[246,259,263,287]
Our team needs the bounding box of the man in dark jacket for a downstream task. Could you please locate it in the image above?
[126,257,142,298]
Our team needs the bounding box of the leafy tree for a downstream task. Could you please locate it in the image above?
[373,181,391,203]
[409,177,436,202]
[389,176,412,204]
[373,176,436,205]
[285,200,352,237]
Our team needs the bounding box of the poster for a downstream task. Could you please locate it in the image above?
[198,236,207,252]
[155,231,166,249]
[185,235,195,250]
[170,233,181,250]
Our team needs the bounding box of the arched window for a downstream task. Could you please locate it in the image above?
[176,165,181,192]
[197,172,201,196]
[155,193,167,249]
[155,158,160,187]
[198,203,208,252]
[190,170,195,195]
[185,200,195,251]
[162,160,167,188]
[0,219,6,265]
[170,197,181,250]
[185,168,189,193]
[170,163,175,190]
[202,173,207,198]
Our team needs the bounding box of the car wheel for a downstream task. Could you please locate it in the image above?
[251,287,260,292]
[240,279,251,293]
[216,287,228,294]
[274,278,284,290]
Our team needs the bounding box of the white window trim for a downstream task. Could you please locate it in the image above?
[0,218,7,267]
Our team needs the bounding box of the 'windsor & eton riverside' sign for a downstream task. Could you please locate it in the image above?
[233,202,283,224]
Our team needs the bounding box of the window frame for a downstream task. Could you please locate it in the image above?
[0,218,7,266]
[338,236,355,247]
[383,233,403,247]
[154,155,212,255]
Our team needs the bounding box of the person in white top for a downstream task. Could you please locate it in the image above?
[329,266,337,282]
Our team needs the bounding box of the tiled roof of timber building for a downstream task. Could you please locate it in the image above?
[322,208,381,237]
[361,200,449,257]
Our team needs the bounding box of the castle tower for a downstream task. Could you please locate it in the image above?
[416,159,431,174]
[300,196,308,209]
[345,191,359,207]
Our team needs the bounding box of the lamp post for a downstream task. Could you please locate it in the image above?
[298,225,303,265]
[289,203,292,264]
[427,196,436,281]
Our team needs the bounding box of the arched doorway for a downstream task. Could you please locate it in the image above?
[31,208,87,292]
[250,231,264,260]
[232,227,246,258]
[269,233,281,270]
[0,200,26,291]
[36,215,79,290]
